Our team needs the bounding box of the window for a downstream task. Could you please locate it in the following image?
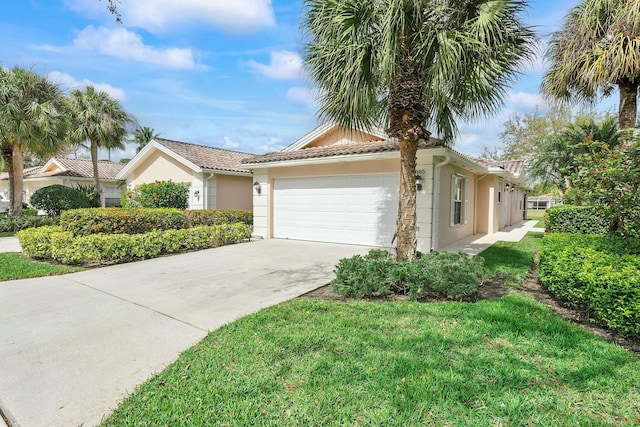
[451,175,465,226]
[498,182,502,204]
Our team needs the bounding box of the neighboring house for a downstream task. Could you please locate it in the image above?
[527,195,560,210]
[242,124,529,252]
[117,137,253,210]
[0,158,125,207]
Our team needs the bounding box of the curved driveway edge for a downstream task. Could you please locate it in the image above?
[0,237,20,253]
[0,239,369,427]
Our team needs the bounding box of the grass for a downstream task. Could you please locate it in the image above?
[102,297,640,426]
[527,209,546,228]
[0,253,82,281]
[102,232,640,426]
[479,232,543,286]
[0,232,15,237]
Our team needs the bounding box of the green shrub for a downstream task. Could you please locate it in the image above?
[17,226,64,259]
[545,205,609,234]
[539,233,640,337]
[122,180,189,209]
[60,208,188,236]
[0,214,59,232]
[75,184,101,208]
[185,209,253,226]
[30,184,93,215]
[332,249,483,300]
[19,223,251,265]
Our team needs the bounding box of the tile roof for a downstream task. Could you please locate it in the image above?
[0,158,125,181]
[242,138,440,164]
[154,137,252,173]
[464,156,525,177]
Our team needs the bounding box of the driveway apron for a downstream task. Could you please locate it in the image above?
[0,239,369,427]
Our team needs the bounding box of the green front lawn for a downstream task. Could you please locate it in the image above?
[527,209,546,228]
[102,232,638,426]
[0,232,16,237]
[102,296,640,426]
[0,253,83,281]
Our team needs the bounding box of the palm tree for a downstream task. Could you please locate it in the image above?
[67,86,132,200]
[543,0,640,130]
[132,126,160,153]
[303,0,534,260]
[0,67,68,216]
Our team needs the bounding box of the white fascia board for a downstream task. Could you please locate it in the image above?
[242,150,400,169]
[40,157,67,174]
[424,147,488,175]
[202,168,251,177]
[116,139,202,180]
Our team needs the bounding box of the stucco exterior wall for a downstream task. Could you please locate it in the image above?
[128,151,194,187]
[215,174,253,210]
[0,177,121,206]
[474,175,493,234]
[436,164,476,249]
[252,170,269,238]
[305,128,383,149]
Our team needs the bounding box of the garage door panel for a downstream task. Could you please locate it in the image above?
[273,174,399,247]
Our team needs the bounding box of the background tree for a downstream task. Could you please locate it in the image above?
[0,67,68,216]
[67,86,132,200]
[303,0,534,260]
[132,126,159,153]
[543,0,640,130]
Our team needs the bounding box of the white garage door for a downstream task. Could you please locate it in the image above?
[273,174,399,246]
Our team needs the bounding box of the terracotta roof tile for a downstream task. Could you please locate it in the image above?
[242,139,440,164]
[464,156,525,177]
[0,159,124,181]
[155,138,252,173]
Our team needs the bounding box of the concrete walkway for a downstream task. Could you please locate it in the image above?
[0,239,369,427]
[0,237,20,253]
[441,220,545,256]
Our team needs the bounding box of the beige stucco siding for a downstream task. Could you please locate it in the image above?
[475,175,495,234]
[305,128,383,149]
[216,175,253,210]
[128,151,194,186]
[0,177,121,206]
[436,164,477,249]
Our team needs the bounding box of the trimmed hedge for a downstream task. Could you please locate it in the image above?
[18,223,251,265]
[331,249,483,300]
[545,205,609,234]
[59,208,252,236]
[30,184,93,215]
[538,233,640,337]
[60,208,188,236]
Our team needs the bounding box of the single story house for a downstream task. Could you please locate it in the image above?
[0,157,125,207]
[116,138,253,210]
[241,124,529,252]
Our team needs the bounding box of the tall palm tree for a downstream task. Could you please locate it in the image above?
[67,86,132,200]
[132,126,160,153]
[543,0,640,130]
[0,67,68,216]
[303,0,534,260]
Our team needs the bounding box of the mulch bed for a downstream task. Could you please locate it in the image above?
[299,262,640,358]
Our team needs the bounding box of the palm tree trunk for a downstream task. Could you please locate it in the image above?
[90,139,102,205]
[618,77,638,144]
[10,142,23,216]
[1,145,13,214]
[387,38,430,261]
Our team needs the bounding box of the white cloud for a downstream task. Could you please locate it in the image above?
[258,136,285,153]
[48,71,126,101]
[65,0,275,33]
[247,51,304,80]
[508,91,549,111]
[73,26,200,69]
[223,136,241,149]
[458,133,479,145]
[285,86,318,109]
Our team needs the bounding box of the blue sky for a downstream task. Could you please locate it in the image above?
[2,0,608,161]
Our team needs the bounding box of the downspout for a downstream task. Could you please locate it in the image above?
[204,172,215,209]
[431,154,450,251]
[473,173,488,235]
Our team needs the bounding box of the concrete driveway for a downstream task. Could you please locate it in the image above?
[0,239,369,427]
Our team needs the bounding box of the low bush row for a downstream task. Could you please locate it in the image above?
[545,205,609,234]
[0,214,59,233]
[331,249,484,300]
[18,223,251,265]
[538,233,640,337]
[59,208,253,236]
